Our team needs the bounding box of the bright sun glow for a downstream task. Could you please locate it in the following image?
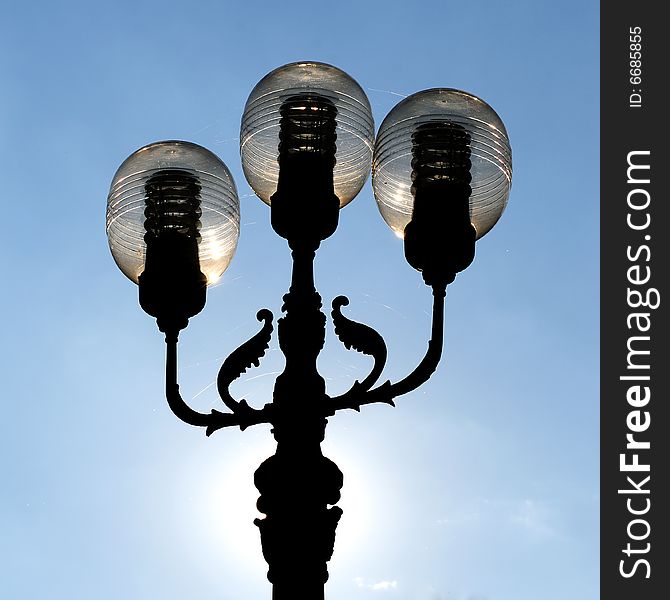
[206,271,221,285]
[201,229,226,259]
[180,437,378,575]
[325,445,377,570]
[195,439,275,574]
[201,229,227,285]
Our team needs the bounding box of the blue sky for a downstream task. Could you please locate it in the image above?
[1,1,598,599]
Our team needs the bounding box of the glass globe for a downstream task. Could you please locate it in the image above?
[240,61,374,207]
[106,140,240,286]
[372,88,512,239]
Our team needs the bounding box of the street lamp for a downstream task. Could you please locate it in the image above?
[105,61,512,600]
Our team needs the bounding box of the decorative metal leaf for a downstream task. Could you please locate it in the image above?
[331,296,387,390]
[217,309,274,412]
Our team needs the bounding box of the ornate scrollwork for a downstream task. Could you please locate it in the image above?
[326,283,447,415]
[216,308,274,417]
[164,331,272,436]
[331,295,388,392]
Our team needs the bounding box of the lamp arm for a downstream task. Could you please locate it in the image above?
[385,282,446,397]
[164,331,272,436]
[325,283,447,414]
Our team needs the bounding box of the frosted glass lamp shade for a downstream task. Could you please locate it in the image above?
[372,89,512,239]
[106,141,240,286]
[240,61,374,207]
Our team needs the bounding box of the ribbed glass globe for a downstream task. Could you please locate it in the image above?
[106,141,240,285]
[372,88,512,239]
[240,61,374,207]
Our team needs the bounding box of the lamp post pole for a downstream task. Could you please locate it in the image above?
[105,62,512,600]
[253,241,342,600]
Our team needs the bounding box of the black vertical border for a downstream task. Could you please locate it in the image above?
[601,4,669,599]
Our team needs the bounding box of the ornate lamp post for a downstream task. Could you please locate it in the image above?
[106,62,512,600]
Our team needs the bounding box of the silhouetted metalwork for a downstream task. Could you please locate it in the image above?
[106,68,515,600]
[139,169,208,334]
[405,121,475,287]
[134,100,476,599]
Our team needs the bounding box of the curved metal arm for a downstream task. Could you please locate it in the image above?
[330,295,388,393]
[164,332,272,436]
[325,283,447,414]
[386,283,446,397]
